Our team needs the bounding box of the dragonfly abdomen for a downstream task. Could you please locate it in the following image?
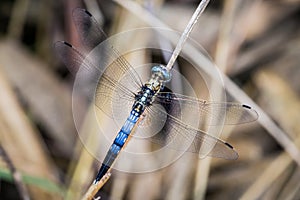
[94,111,140,183]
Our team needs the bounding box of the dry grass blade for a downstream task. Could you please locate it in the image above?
[278,168,300,200]
[240,69,300,199]
[240,148,296,200]
[214,0,241,72]
[0,40,76,157]
[0,65,60,199]
[223,74,300,165]
[231,1,300,76]
[193,157,211,200]
[65,106,103,200]
[254,70,300,137]
[1,0,295,199]
[193,1,242,199]
[165,155,196,200]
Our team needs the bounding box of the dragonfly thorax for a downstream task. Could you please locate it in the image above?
[134,85,155,114]
[133,65,171,110]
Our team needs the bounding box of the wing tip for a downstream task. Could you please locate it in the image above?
[225,142,239,160]
[62,41,72,47]
[73,8,92,17]
[84,9,92,17]
[242,104,259,121]
[225,142,234,149]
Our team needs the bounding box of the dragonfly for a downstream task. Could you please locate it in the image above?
[55,8,258,183]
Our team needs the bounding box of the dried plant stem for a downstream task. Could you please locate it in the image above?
[81,173,111,200]
[223,73,300,165]
[240,69,300,199]
[193,157,211,200]
[240,147,296,200]
[194,2,240,199]
[214,0,240,72]
[164,0,210,71]
[65,107,102,200]
[114,0,211,72]
[0,56,59,199]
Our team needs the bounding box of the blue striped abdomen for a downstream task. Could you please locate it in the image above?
[113,113,137,146]
[94,111,139,182]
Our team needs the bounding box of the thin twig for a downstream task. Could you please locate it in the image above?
[214,0,240,72]
[81,173,111,200]
[194,1,240,199]
[240,139,299,200]
[164,0,210,71]
[240,69,300,199]
[114,0,210,72]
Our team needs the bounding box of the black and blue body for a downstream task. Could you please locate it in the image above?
[94,110,139,182]
[55,8,258,185]
[94,65,171,182]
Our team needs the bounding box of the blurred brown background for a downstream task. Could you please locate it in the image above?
[0,0,300,199]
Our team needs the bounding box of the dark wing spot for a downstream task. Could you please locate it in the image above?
[225,142,234,149]
[242,104,251,109]
[63,41,72,47]
[84,9,92,17]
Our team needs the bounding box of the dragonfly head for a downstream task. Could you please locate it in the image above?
[151,65,171,83]
[145,65,172,93]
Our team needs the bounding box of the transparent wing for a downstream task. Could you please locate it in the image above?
[55,8,145,117]
[155,92,258,126]
[72,8,143,90]
[128,89,236,159]
[156,114,238,159]
[133,89,257,159]
[138,100,238,160]
[54,41,137,116]
[72,8,106,52]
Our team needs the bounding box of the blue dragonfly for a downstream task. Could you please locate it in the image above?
[55,8,258,183]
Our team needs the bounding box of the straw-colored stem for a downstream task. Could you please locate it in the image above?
[81,173,111,200]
